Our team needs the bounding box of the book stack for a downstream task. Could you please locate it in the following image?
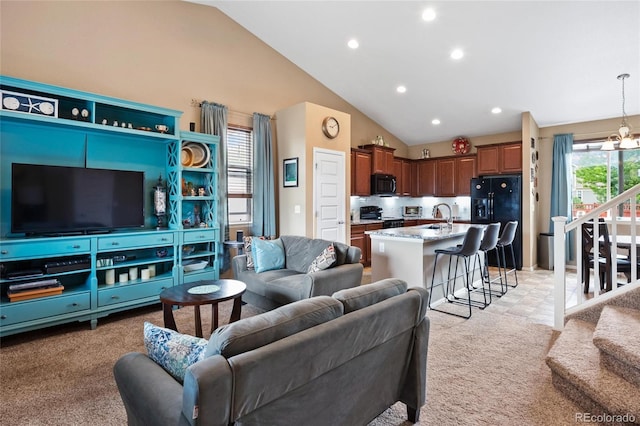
[7,279,64,302]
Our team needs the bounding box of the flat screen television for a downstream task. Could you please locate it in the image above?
[11,163,145,235]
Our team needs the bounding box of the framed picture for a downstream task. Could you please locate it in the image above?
[283,157,298,187]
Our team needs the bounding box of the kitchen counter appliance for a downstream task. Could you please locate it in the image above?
[370,173,396,196]
[403,206,422,218]
[360,206,382,220]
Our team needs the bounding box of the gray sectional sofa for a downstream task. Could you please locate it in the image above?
[114,278,430,425]
[232,235,364,310]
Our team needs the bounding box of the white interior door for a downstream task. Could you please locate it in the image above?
[314,148,346,243]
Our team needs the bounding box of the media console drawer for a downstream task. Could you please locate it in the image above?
[98,279,172,307]
[0,292,90,326]
[0,238,90,260]
[183,229,216,243]
[97,232,174,251]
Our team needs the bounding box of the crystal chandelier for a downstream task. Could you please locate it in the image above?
[601,73,638,151]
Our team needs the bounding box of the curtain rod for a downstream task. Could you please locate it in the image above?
[190,98,272,119]
[537,130,615,141]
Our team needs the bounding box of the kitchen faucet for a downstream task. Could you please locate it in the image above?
[433,203,453,230]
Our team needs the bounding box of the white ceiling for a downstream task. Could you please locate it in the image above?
[191,1,640,146]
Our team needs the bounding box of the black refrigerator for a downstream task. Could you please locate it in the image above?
[471,175,522,269]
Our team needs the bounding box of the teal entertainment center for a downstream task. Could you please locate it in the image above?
[0,76,220,337]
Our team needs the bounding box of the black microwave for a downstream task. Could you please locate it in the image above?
[371,173,397,196]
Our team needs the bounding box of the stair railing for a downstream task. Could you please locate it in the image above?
[553,184,639,330]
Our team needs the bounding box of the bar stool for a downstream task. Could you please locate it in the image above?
[496,221,519,288]
[428,226,486,319]
[475,223,505,299]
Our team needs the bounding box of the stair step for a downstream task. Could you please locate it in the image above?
[546,319,640,418]
[593,306,640,387]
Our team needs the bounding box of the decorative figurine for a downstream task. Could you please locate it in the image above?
[153,175,167,229]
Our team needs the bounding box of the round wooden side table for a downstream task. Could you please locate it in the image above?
[159,279,246,337]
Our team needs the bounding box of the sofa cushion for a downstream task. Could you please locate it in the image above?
[332,278,408,313]
[143,322,208,382]
[205,296,343,358]
[253,238,285,273]
[332,241,350,266]
[243,236,268,270]
[308,243,337,273]
[281,235,338,273]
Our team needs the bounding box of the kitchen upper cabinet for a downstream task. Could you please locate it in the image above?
[477,142,522,175]
[415,159,436,196]
[351,149,371,196]
[392,157,412,196]
[363,145,395,175]
[501,143,523,173]
[436,158,456,196]
[455,156,477,195]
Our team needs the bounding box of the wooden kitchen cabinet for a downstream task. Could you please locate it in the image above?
[501,143,523,173]
[477,142,522,175]
[455,155,477,195]
[403,219,418,227]
[362,145,395,175]
[436,155,476,196]
[350,224,366,264]
[415,159,436,196]
[364,223,383,266]
[436,158,456,196]
[392,157,412,196]
[351,148,371,196]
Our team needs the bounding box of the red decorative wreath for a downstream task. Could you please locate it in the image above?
[452,137,470,154]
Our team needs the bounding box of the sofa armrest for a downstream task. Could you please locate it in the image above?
[300,262,364,298]
[113,352,185,426]
[232,254,248,279]
[182,355,233,426]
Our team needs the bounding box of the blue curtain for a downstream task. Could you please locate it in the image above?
[201,102,230,273]
[251,113,276,237]
[550,133,574,260]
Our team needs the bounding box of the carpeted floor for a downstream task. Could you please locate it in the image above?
[0,295,581,425]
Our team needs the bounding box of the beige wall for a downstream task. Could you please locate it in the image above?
[276,102,351,239]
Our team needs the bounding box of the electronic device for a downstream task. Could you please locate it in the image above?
[11,163,145,236]
[370,173,396,196]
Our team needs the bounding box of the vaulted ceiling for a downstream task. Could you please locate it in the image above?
[192,1,640,146]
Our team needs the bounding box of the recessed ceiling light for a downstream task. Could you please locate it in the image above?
[422,8,436,21]
[396,85,407,93]
[432,119,441,125]
[450,49,464,60]
[491,107,502,114]
[347,39,359,49]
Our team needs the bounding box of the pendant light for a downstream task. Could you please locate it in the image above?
[602,73,638,150]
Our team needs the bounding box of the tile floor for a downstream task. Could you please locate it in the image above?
[363,266,600,327]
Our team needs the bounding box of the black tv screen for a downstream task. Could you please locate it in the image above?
[11,163,145,235]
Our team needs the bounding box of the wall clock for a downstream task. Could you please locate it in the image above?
[322,116,340,139]
[1,90,58,117]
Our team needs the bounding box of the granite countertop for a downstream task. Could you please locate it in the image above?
[365,223,482,241]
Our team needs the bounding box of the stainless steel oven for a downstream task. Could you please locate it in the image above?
[403,206,422,217]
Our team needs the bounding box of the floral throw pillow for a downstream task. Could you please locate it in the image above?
[143,322,208,382]
[243,236,268,270]
[308,243,337,273]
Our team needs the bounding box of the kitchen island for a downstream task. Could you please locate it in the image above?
[367,223,484,298]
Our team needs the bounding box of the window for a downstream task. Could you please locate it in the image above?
[571,141,640,218]
[227,126,252,224]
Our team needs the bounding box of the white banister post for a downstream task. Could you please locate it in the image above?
[553,216,568,330]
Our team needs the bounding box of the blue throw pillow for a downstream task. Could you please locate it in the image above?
[252,237,285,273]
[143,322,208,382]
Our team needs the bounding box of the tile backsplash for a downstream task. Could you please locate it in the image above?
[350,196,471,220]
